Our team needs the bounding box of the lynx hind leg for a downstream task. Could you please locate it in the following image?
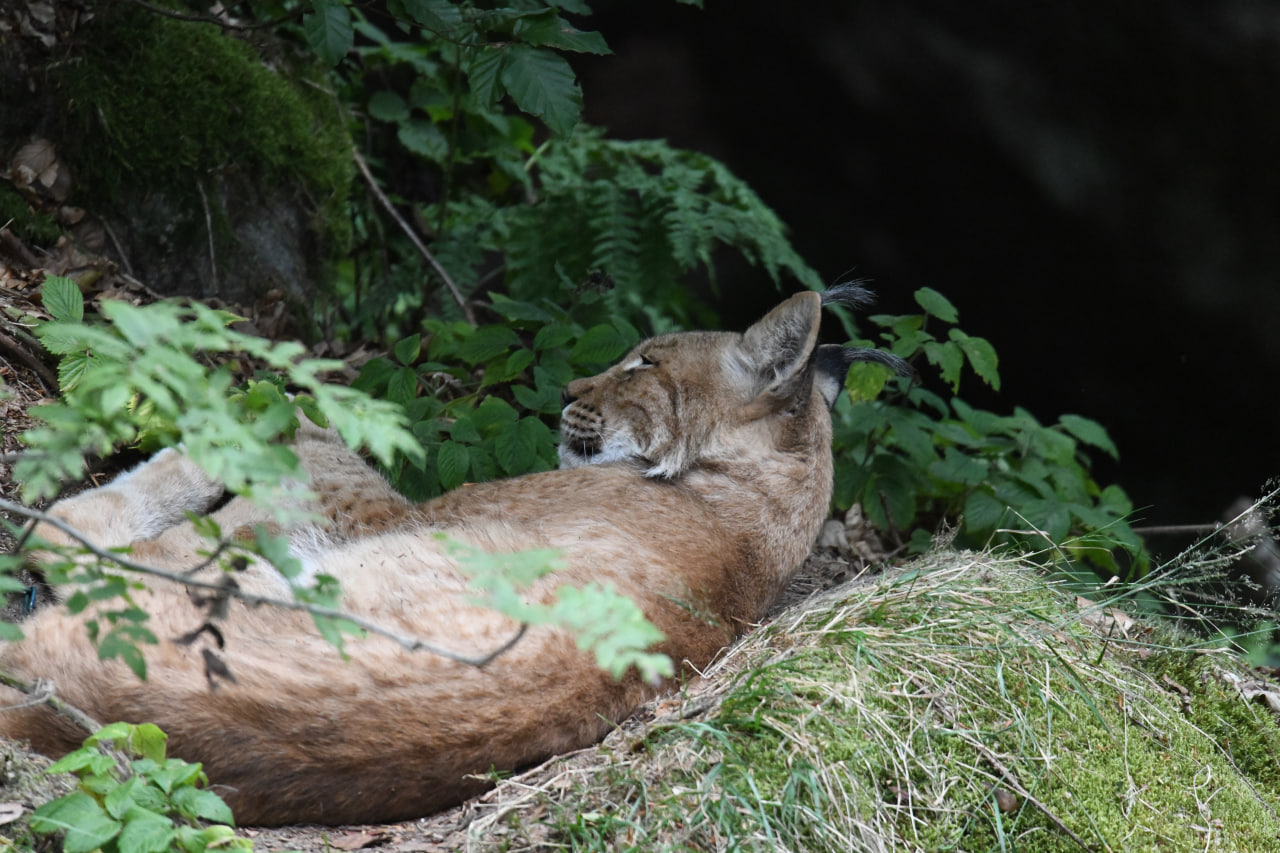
[32,448,225,553]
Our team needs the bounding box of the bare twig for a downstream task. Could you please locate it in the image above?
[1131,523,1223,537]
[964,735,1095,852]
[101,219,134,277]
[196,179,218,296]
[352,148,475,323]
[123,0,302,30]
[0,670,102,736]
[0,328,58,392]
[1,498,527,668]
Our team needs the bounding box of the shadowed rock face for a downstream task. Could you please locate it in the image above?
[0,2,342,319]
[582,0,1280,525]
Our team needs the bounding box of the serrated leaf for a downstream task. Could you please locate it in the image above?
[496,418,539,475]
[353,356,397,393]
[57,350,91,391]
[514,12,611,55]
[472,396,519,435]
[42,275,84,322]
[457,325,520,365]
[914,286,959,323]
[923,340,964,392]
[403,0,462,30]
[170,786,236,825]
[844,362,890,404]
[386,366,419,405]
[570,324,628,365]
[467,47,509,107]
[965,489,1008,535]
[437,440,470,490]
[369,90,409,123]
[533,321,577,351]
[303,0,353,66]
[398,117,449,162]
[116,805,174,853]
[1059,414,1119,460]
[501,44,581,136]
[31,793,121,853]
[949,329,1001,390]
[394,334,421,366]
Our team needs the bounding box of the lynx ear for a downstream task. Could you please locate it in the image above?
[738,292,823,398]
[812,344,915,409]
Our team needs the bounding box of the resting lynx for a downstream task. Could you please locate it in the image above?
[0,287,906,826]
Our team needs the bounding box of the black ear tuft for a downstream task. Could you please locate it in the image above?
[812,345,915,409]
[820,281,878,310]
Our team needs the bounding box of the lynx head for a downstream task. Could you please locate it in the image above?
[558,285,911,478]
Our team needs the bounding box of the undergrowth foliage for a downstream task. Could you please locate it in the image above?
[832,287,1145,579]
[30,723,245,853]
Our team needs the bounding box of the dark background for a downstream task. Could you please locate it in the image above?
[578,0,1280,531]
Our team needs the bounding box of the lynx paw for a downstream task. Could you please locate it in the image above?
[105,448,225,538]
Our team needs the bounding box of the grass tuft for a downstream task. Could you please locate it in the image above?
[451,550,1280,852]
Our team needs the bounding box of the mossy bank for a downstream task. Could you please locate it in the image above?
[449,552,1280,852]
[1,2,352,310]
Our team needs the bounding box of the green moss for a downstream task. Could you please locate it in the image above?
[51,6,352,253]
[532,557,1280,852]
[0,184,61,243]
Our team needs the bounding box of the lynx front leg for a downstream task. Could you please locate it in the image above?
[30,448,225,554]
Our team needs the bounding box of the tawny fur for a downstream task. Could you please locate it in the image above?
[0,292,897,826]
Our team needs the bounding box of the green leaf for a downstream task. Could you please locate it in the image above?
[500,44,582,136]
[495,417,543,475]
[387,366,419,405]
[844,362,891,404]
[31,792,121,853]
[394,334,422,366]
[398,117,449,162]
[116,805,174,853]
[402,0,462,31]
[42,275,84,322]
[303,0,353,66]
[129,723,169,763]
[467,47,509,107]
[965,489,1008,535]
[1059,414,1119,460]
[514,12,611,55]
[437,440,470,490]
[458,325,520,365]
[570,324,629,365]
[949,329,1001,390]
[923,340,964,392]
[533,321,577,351]
[472,396,519,435]
[369,90,409,123]
[914,287,958,323]
[170,786,236,825]
[57,350,91,391]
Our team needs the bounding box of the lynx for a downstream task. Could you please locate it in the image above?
[0,287,906,826]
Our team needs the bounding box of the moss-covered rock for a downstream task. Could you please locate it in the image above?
[440,552,1280,852]
[0,1,352,313]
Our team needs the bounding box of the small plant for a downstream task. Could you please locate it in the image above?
[832,287,1145,578]
[30,722,250,853]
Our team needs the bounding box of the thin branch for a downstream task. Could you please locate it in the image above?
[352,148,476,323]
[123,0,302,30]
[0,670,102,736]
[196,179,218,296]
[0,328,58,392]
[1132,523,1223,537]
[1,498,527,668]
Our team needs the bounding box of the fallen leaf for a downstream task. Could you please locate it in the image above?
[0,802,25,825]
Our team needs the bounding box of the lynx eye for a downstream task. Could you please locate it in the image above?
[623,353,658,374]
